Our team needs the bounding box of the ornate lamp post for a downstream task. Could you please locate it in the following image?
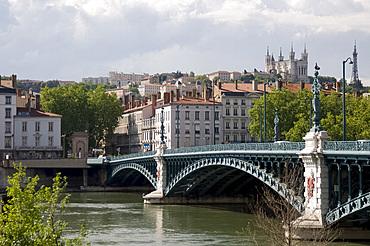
[263,82,268,142]
[176,104,182,148]
[160,107,165,146]
[258,106,262,142]
[310,63,323,132]
[342,57,353,141]
[274,109,279,142]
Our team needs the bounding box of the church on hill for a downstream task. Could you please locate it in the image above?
[265,44,309,84]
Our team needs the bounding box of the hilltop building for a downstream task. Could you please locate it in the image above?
[265,44,309,83]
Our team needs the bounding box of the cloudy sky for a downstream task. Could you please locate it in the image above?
[1,0,370,85]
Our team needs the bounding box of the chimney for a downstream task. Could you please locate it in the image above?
[164,92,170,104]
[336,82,340,92]
[300,82,305,91]
[170,90,174,103]
[11,74,17,88]
[131,95,135,109]
[35,95,41,110]
[17,88,22,97]
[151,94,157,116]
[124,95,129,108]
[25,91,30,109]
[218,81,222,89]
[157,92,161,99]
[252,80,258,91]
[235,79,238,89]
[176,89,180,101]
[144,97,148,105]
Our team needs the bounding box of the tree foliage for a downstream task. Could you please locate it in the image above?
[249,89,370,142]
[0,163,89,245]
[41,84,123,148]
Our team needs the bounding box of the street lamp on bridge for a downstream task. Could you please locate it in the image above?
[342,57,353,141]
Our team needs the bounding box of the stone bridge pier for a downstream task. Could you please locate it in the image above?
[294,130,330,232]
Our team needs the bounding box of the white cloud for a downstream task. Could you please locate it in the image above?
[0,0,370,82]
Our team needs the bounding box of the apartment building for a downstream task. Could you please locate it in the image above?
[0,76,17,159]
[155,96,223,149]
[0,75,63,160]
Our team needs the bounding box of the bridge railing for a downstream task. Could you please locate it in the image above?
[325,141,370,151]
[111,151,157,161]
[164,142,305,155]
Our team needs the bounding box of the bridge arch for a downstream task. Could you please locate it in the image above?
[108,163,157,189]
[164,157,304,213]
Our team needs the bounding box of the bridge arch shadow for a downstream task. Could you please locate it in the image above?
[107,163,157,189]
[164,157,304,213]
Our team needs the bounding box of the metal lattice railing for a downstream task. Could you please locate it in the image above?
[111,151,156,161]
[164,142,305,155]
[324,141,370,151]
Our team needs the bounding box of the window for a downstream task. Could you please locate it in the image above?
[241,99,246,105]
[241,122,246,129]
[241,109,246,116]
[215,111,219,119]
[5,108,11,118]
[226,99,230,105]
[234,99,238,105]
[195,111,200,120]
[48,122,54,132]
[22,122,27,132]
[234,122,238,129]
[35,136,40,147]
[226,108,230,116]
[241,134,246,143]
[233,135,238,142]
[226,135,230,142]
[5,136,11,148]
[205,129,210,134]
[233,108,238,116]
[185,111,190,120]
[215,127,219,134]
[5,96,11,104]
[22,136,27,147]
[226,122,230,129]
[35,122,40,132]
[205,111,210,120]
[48,136,53,147]
[5,122,11,133]
[185,129,190,134]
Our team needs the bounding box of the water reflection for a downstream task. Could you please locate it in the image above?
[63,192,367,246]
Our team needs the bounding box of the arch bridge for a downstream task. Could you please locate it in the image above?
[87,134,370,227]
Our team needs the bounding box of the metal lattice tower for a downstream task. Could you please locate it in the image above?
[350,41,363,89]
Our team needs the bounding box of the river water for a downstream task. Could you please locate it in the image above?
[63,192,367,246]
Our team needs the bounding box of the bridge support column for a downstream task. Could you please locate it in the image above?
[294,130,330,235]
[143,145,167,203]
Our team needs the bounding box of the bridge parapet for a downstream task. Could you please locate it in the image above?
[324,141,370,152]
[164,142,305,155]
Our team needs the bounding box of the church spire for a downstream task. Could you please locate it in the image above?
[267,46,270,56]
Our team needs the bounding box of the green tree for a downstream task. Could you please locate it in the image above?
[189,71,195,77]
[240,74,255,83]
[41,85,123,149]
[0,163,89,245]
[249,88,312,142]
[87,87,124,147]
